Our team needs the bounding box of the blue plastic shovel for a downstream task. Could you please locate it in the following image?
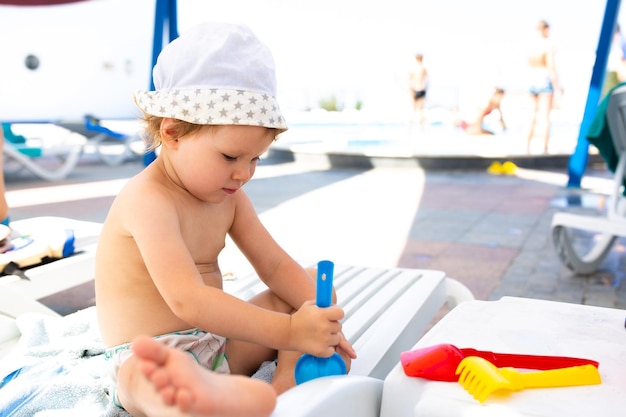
[294,260,347,385]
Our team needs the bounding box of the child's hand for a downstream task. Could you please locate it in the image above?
[290,300,345,357]
[336,332,357,360]
[334,332,357,373]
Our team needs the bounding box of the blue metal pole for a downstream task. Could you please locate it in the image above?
[149,0,167,90]
[168,0,179,41]
[567,0,621,187]
[144,0,178,166]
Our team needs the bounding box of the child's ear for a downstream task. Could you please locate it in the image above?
[160,118,179,149]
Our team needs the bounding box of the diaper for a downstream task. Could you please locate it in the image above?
[103,329,229,408]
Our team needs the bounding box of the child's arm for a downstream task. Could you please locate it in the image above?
[228,191,357,359]
[228,191,317,309]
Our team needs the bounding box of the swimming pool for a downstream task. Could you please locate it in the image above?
[270,116,588,169]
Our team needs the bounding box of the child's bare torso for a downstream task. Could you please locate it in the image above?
[528,36,550,68]
[95,169,236,347]
[410,64,427,91]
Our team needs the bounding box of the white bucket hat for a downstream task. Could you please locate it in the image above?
[134,22,287,131]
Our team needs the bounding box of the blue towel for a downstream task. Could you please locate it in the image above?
[586,81,626,195]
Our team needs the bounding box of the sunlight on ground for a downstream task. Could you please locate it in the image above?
[219,167,427,277]
[6,179,128,208]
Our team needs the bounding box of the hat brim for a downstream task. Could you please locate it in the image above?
[134,88,288,132]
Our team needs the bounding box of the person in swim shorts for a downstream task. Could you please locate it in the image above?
[526,20,562,154]
[409,53,428,128]
[95,22,356,417]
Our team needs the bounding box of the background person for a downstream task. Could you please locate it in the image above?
[602,24,626,97]
[0,128,9,226]
[409,53,428,127]
[526,19,562,154]
[459,87,506,135]
[0,127,12,253]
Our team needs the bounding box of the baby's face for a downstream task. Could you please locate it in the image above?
[209,125,276,167]
[171,125,276,202]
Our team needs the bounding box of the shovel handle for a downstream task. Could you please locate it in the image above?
[502,364,602,389]
[460,348,599,370]
[316,260,334,308]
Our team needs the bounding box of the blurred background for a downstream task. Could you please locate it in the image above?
[0,0,624,122]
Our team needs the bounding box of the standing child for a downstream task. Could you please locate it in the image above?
[95,22,356,417]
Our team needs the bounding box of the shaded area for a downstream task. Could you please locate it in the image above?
[245,168,368,213]
[3,155,144,186]
[11,196,115,224]
[269,148,607,171]
[39,280,95,316]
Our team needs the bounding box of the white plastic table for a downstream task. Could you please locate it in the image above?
[380,297,626,417]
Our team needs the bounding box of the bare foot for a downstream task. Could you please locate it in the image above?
[131,336,277,417]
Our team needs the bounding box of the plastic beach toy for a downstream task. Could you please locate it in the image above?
[294,260,347,385]
[0,224,75,277]
[400,343,599,382]
[456,356,601,403]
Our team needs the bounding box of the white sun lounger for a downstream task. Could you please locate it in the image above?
[265,267,474,417]
[0,218,474,416]
[0,216,101,359]
[3,123,86,181]
[56,115,142,167]
[0,216,101,300]
[3,117,142,181]
[551,84,626,274]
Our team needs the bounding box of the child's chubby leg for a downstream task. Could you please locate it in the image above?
[225,289,297,394]
[115,336,277,417]
[225,287,353,395]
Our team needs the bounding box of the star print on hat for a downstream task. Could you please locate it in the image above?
[134,22,287,131]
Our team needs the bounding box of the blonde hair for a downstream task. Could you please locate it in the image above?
[138,113,206,151]
[137,113,282,151]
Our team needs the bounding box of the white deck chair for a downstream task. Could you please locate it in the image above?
[0,216,101,358]
[552,84,626,274]
[2,123,85,181]
[56,115,141,167]
[0,217,101,297]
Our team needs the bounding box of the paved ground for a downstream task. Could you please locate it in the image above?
[4,147,625,316]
